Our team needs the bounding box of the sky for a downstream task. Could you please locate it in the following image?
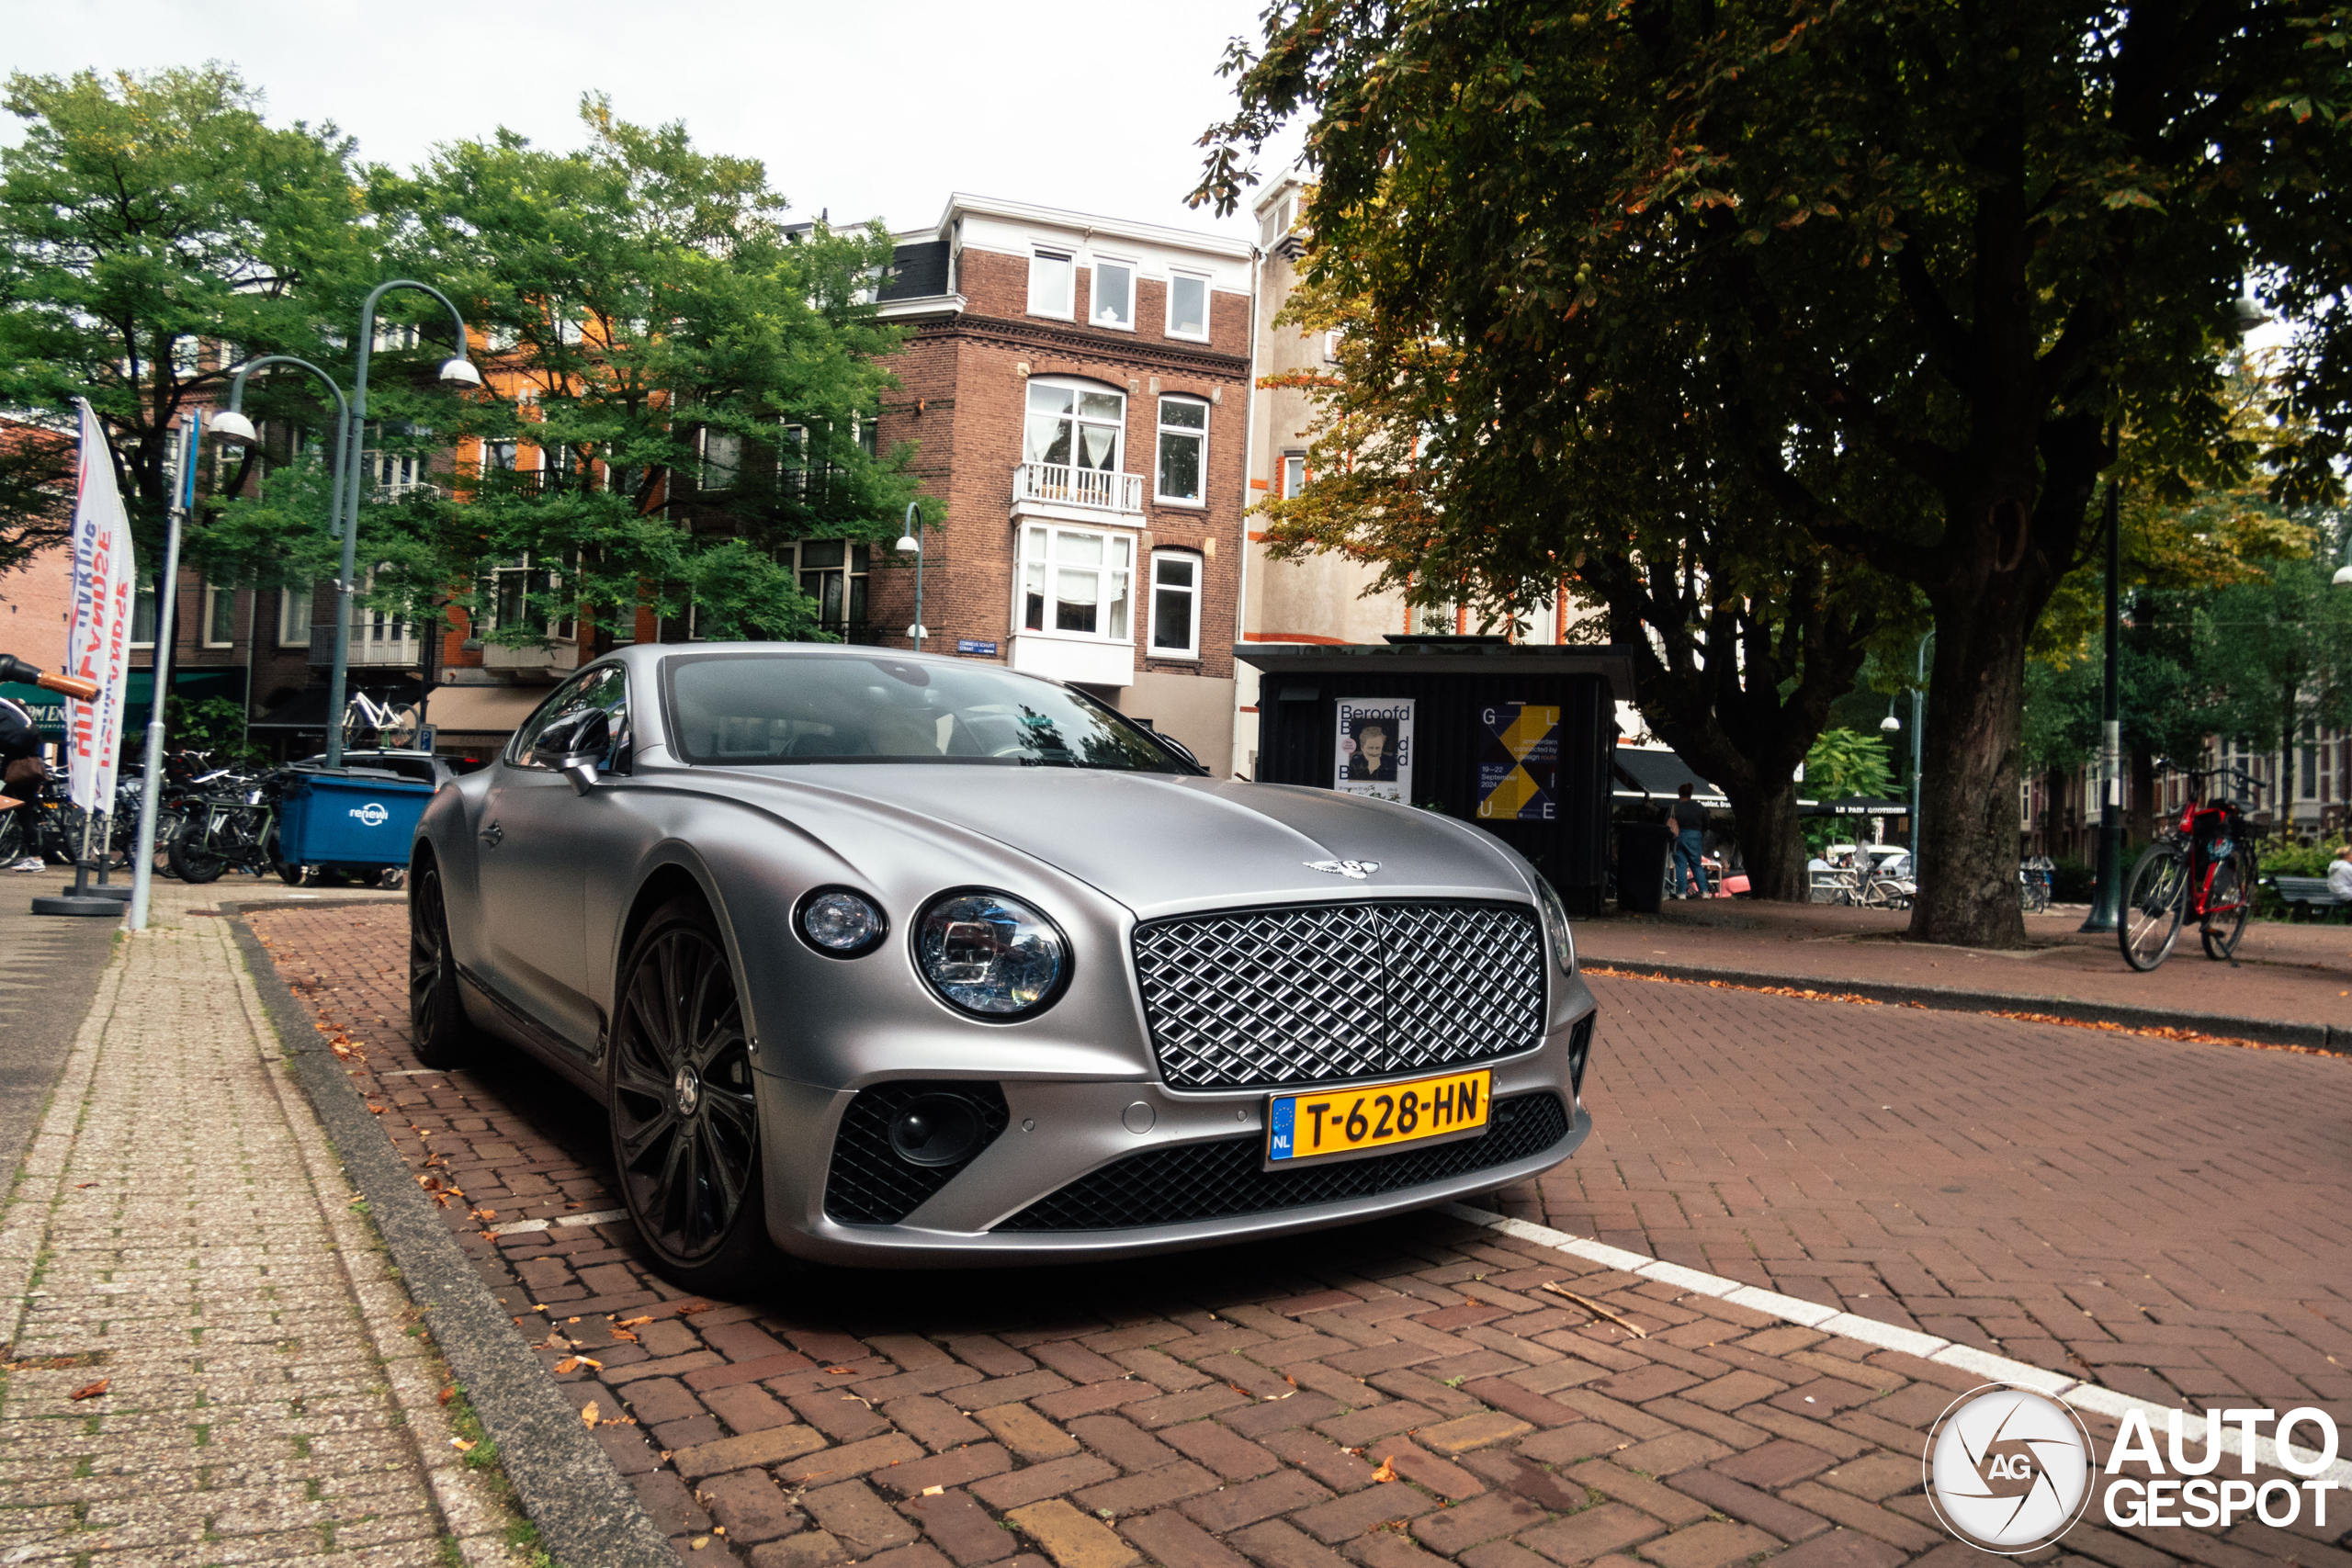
[3,0,1301,241]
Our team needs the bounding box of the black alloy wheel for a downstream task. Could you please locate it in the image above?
[608,898,773,1293]
[408,861,479,1070]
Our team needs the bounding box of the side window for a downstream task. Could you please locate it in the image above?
[507,665,629,769]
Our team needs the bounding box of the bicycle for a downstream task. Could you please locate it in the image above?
[2120,765,2265,972]
[343,692,421,750]
[168,772,290,885]
[2019,855,2053,914]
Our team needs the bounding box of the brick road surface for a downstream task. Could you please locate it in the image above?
[247,902,2352,1566]
[1573,900,2352,1033]
[0,888,512,1565]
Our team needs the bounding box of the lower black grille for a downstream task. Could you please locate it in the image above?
[996,1092,1570,1232]
[824,1082,1009,1225]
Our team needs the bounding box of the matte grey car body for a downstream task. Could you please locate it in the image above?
[412,642,1596,1268]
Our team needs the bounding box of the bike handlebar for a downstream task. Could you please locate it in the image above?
[0,654,99,702]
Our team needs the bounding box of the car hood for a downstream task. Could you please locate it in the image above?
[739,764,1533,919]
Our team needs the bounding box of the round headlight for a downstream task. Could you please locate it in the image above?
[1532,874,1577,976]
[914,890,1069,1018]
[797,887,887,957]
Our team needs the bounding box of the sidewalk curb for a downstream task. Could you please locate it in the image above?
[1582,957,2347,1054]
[224,901,677,1568]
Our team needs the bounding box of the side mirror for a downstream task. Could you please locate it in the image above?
[531,709,612,795]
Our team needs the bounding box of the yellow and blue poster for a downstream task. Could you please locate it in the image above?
[1476,704,1560,820]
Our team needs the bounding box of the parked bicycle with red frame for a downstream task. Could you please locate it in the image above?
[2120,764,2265,972]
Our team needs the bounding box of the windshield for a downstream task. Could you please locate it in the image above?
[662,653,1193,772]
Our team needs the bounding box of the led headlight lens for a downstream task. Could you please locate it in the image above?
[797,888,886,956]
[1532,873,1577,976]
[915,890,1067,1017]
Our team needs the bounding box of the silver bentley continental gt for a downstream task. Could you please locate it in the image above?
[408,643,1599,1292]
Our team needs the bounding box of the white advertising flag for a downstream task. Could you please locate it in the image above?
[63,399,138,811]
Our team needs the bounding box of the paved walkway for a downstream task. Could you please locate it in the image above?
[0,884,515,1565]
[248,902,2346,1567]
[0,884,120,1178]
[1575,900,2352,1035]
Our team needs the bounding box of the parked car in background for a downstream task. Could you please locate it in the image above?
[410,644,1600,1291]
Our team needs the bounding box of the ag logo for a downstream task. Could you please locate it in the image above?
[1305,859,1380,880]
[1924,1383,2093,1553]
[348,802,390,828]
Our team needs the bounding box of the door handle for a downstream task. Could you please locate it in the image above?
[480,821,503,848]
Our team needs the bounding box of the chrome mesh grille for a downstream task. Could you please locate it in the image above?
[1133,901,1545,1090]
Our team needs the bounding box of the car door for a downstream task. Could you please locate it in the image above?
[476,663,631,1053]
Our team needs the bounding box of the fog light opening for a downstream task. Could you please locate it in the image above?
[888,1093,986,1168]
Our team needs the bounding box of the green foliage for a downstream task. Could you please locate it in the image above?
[1197,0,2352,943]
[0,66,379,567]
[1803,728,1895,801]
[2259,836,2350,877]
[347,96,924,647]
[166,694,265,765]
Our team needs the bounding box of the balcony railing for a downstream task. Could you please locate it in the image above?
[1013,463,1144,514]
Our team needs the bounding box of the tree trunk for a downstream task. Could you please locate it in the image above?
[1726,773,1807,900]
[2128,747,2157,850]
[1909,601,2030,948]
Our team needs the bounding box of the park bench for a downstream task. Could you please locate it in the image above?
[2262,874,2351,922]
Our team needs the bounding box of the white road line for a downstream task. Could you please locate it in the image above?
[1445,1203,2352,1485]
[484,1207,631,1237]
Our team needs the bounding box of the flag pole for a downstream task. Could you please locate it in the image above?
[127,412,197,932]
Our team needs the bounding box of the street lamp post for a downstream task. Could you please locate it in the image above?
[1910,631,1932,858]
[894,501,927,649]
[330,281,480,766]
[2080,481,2123,932]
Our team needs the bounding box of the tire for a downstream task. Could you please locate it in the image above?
[2200,847,2255,961]
[169,831,228,885]
[2120,845,2188,972]
[607,897,775,1295]
[278,861,311,886]
[408,860,481,1070]
[377,866,407,892]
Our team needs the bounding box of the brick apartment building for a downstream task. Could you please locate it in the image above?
[862,194,1257,773]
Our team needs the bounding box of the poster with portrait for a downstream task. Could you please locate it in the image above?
[1335,698,1414,805]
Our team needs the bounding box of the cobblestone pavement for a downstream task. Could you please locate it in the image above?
[1523,971,2352,1423]
[250,902,2349,1567]
[1572,901,2352,1032]
[0,886,514,1565]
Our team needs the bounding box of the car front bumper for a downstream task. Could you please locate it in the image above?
[756,1001,1596,1268]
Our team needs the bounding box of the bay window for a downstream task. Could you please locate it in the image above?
[1028,249,1075,318]
[1023,525,1131,640]
[1091,259,1134,329]
[1024,380,1124,473]
[1156,396,1206,503]
[1167,272,1209,340]
[1150,553,1201,659]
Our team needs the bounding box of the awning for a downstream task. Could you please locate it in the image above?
[1611,746,1730,809]
[252,677,424,731]
[424,683,550,737]
[1800,795,1912,818]
[1,668,246,739]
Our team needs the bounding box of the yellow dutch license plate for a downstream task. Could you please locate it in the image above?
[1265,1069,1492,1167]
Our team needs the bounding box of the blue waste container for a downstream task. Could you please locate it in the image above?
[279,767,435,872]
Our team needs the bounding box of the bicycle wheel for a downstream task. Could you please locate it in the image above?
[2201,846,2256,961]
[2120,846,2189,971]
[168,818,230,885]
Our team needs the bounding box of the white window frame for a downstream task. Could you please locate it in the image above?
[1027,248,1076,320]
[1155,395,1209,506]
[1148,551,1202,661]
[1090,256,1136,331]
[201,581,235,649]
[491,553,576,643]
[789,538,871,632]
[130,581,158,651]
[1280,453,1306,499]
[1023,377,1126,475]
[699,427,741,491]
[1019,525,1133,645]
[1166,271,1211,342]
[279,585,312,648]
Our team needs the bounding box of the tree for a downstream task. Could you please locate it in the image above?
[0,66,378,570]
[1253,273,1917,899]
[345,96,924,649]
[1197,0,2352,947]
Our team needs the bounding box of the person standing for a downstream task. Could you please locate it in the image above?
[1668,783,1709,898]
[0,694,48,871]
